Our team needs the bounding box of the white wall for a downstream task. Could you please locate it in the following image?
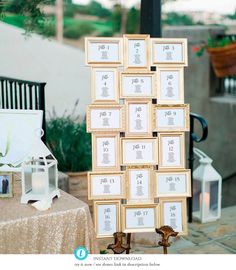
[0,22,91,118]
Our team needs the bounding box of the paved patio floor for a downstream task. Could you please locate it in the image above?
[97,205,236,254]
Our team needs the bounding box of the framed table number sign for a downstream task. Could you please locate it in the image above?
[92,133,120,171]
[156,67,184,104]
[91,67,119,104]
[123,34,150,69]
[120,72,156,99]
[126,168,154,204]
[88,172,125,200]
[121,204,159,233]
[154,104,190,132]
[158,133,185,170]
[94,200,121,238]
[155,170,191,198]
[159,198,187,235]
[125,100,152,137]
[121,138,158,166]
[85,37,123,66]
[87,105,124,132]
[151,38,188,66]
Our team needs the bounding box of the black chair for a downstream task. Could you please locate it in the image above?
[0,76,46,142]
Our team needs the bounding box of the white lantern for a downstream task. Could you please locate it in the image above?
[192,148,222,223]
[21,134,60,204]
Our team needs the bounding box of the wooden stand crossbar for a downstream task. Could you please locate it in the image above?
[107,226,178,254]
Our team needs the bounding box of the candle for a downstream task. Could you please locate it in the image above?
[200,192,210,217]
[32,172,46,194]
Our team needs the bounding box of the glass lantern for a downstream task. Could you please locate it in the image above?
[192,148,222,223]
[21,136,60,204]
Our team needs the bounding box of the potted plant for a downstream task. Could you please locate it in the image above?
[46,101,92,209]
[194,37,236,78]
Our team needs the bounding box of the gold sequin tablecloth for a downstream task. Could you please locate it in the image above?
[0,190,99,254]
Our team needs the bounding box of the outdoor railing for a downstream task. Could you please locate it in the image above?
[188,112,208,222]
[0,76,46,142]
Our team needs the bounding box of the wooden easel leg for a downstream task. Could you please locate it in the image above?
[126,233,131,254]
[107,232,131,254]
[156,226,178,254]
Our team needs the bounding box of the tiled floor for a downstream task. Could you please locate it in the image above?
[97,205,236,254]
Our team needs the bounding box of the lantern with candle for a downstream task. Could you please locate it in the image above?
[21,131,60,204]
[192,148,222,223]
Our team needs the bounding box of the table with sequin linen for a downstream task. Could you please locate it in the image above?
[0,190,99,254]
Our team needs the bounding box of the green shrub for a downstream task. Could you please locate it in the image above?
[111,4,121,34]
[63,22,95,39]
[126,7,140,34]
[46,102,92,172]
[40,21,56,37]
[98,30,113,37]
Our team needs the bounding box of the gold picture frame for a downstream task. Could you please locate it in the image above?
[155,170,191,198]
[91,67,119,104]
[85,37,123,66]
[153,104,190,132]
[0,172,13,198]
[86,104,124,132]
[158,132,185,170]
[123,34,150,70]
[159,197,188,236]
[92,133,120,171]
[151,38,188,66]
[121,137,158,166]
[120,71,156,99]
[121,204,159,233]
[94,200,121,238]
[125,99,152,137]
[88,171,126,200]
[156,66,184,104]
[126,168,154,204]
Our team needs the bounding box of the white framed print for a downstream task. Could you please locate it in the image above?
[120,71,156,99]
[85,37,123,66]
[94,200,121,238]
[91,67,119,104]
[126,168,154,204]
[158,132,185,170]
[123,34,150,69]
[88,171,125,200]
[151,38,188,66]
[159,197,187,235]
[92,133,120,171]
[125,100,152,137]
[0,109,43,172]
[156,66,184,104]
[121,138,158,166]
[86,105,124,132]
[154,104,190,132]
[155,170,191,198]
[121,204,159,233]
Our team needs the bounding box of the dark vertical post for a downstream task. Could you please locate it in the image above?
[188,116,194,223]
[39,83,46,143]
[140,0,162,37]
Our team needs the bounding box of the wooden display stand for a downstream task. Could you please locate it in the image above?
[85,34,190,254]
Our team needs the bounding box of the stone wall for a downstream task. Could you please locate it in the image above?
[163,26,236,179]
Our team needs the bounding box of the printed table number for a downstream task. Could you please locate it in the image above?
[88,172,125,200]
[94,200,121,238]
[122,204,159,233]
